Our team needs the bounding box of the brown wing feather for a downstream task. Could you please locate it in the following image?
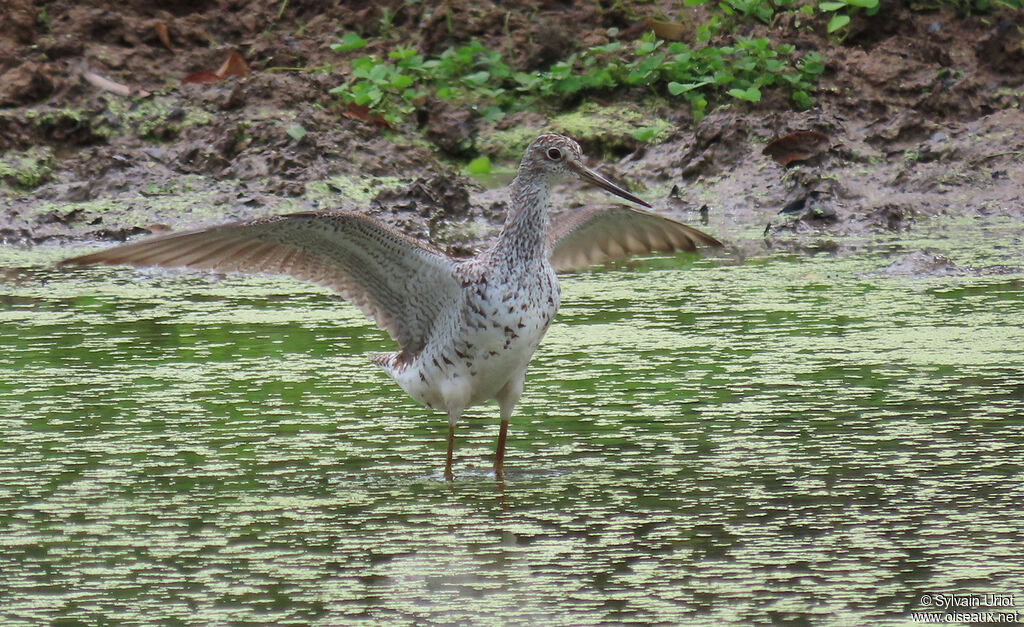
[61,211,462,357]
[547,204,723,273]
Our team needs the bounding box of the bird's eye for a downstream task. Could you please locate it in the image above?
[546,147,562,161]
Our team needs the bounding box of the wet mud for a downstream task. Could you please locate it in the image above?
[2,0,1023,278]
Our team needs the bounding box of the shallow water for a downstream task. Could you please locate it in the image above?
[2,219,1023,625]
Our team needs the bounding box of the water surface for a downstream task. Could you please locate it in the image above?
[2,220,1023,625]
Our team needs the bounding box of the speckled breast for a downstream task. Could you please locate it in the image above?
[396,262,561,411]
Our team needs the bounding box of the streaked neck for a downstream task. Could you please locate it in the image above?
[491,174,550,270]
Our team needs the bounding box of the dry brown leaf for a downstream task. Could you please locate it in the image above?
[152,20,181,53]
[181,71,222,84]
[763,130,830,166]
[341,103,391,129]
[182,53,249,85]
[81,67,151,98]
[216,52,249,78]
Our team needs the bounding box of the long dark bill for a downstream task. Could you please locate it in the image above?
[568,161,652,209]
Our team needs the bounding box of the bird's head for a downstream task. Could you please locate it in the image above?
[519,133,651,208]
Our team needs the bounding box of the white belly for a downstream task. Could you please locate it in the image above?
[386,268,560,414]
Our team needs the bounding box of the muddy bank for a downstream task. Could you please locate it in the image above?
[2,0,1023,257]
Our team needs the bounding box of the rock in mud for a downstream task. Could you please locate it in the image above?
[0,63,54,106]
[975,15,1024,74]
[421,99,477,158]
[678,112,750,178]
[881,251,962,277]
[372,174,470,219]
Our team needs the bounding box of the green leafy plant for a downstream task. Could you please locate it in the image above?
[329,32,825,126]
[466,156,492,174]
[651,35,824,116]
[713,0,776,23]
[818,0,879,33]
[330,40,512,124]
[330,33,367,52]
[683,0,797,27]
[682,0,886,36]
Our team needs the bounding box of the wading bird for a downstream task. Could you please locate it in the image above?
[62,133,722,480]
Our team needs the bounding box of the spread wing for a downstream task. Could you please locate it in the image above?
[547,205,724,273]
[60,211,462,357]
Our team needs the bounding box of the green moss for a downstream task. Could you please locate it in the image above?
[96,95,213,141]
[19,185,233,229]
[304,174,405,204]
[0,147,55,190]
[21,107,85,125]
[478,103,673,160]
[462,167,516,189]
[553,104,673,142]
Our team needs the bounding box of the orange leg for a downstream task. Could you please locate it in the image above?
[494,374,522,481]
[444,422,456,481]
[493,418,509,480]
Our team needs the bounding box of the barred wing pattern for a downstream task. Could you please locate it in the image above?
[547,205,723,273]
[60,211,462,357]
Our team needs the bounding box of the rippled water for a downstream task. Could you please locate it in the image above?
[2,221,1023,625]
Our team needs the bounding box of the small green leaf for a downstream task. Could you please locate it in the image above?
[727,86,761,102]
[285,123,307,141]
[668,80,711,95]
[818,1,846,9]
[393,74,415,89]
[713,70,736,85]
[463,71,490,85]
[365,85,383,104]
[588,42,622,54]
[331,32,367,52]
[388,46,418,62]
[827,14,851,32]
[466,156,491,175]
[637,39,662,55]
[557,76,583,93]
[480,106,505,122]
[632,127,658,142]
[799,52,826,75]
[689,94,708,119]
